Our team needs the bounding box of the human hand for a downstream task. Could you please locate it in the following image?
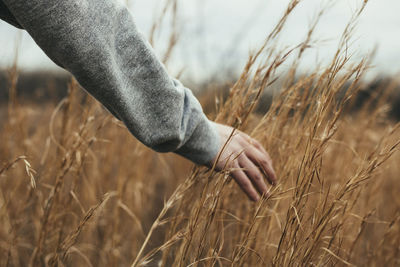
[209,123,277,201]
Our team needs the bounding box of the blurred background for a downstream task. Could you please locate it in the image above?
[0,0,399,83]
[1,0,400,117]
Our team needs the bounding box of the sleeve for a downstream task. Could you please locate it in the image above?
[0,1,22,28]
[2,0,221,165]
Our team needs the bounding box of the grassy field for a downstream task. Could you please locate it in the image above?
[1,0,400,266]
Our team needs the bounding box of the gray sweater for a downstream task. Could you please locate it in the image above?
[0,0,221,165]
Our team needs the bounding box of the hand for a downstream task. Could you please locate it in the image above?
[209,123,277,201]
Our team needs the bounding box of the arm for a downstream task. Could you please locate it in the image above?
[2,0,277,201]
[0,1,22,28]
[2,0,220,165]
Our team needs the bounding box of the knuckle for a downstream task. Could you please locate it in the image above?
[238,137,247,146]
[228,163,239,173]
[260,158,269,166]
[254,140,262,148]
[238,153,246,161]
[253,175,262,182]
[240,133,250,141]
[259,158,268,166]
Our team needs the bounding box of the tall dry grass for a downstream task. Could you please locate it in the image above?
[0,0,399,266]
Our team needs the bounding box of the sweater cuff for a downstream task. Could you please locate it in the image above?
[175,117,221,166]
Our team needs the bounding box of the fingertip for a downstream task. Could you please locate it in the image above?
[267,167,278,186]
[248,191,260,202]
[249,191,260,202]
[270,172,277,183]
[272,171,278,184]
[264,170,276,186]
[271,177,278,186]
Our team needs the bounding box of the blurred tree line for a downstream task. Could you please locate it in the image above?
[0,71,70,103]
[0,70,399,120]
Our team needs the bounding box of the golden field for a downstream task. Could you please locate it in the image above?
[0,1,399,266]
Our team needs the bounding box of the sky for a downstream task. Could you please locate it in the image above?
[0,0,399,82]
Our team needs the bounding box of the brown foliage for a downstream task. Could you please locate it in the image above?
[0,0,399,266]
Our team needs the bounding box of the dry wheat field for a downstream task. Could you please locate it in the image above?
[1,0,400,266]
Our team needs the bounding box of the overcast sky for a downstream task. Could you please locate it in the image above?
[0,0,399,82]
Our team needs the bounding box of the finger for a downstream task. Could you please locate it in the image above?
[230,163,260,202]
[238,155,269,196]
[245,147,277,186]
[252,139,273,164]
[239,133,273,164]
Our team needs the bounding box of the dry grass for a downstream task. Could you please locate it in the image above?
[1,0,400,266]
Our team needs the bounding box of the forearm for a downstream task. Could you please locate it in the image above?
[0,1,22,28]
[2,0,220,164]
